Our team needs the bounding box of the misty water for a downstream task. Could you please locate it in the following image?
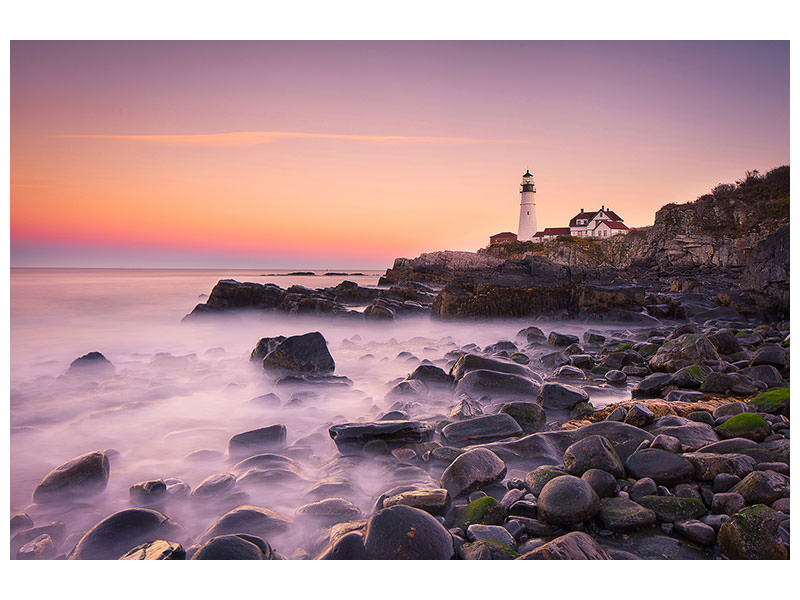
[10,267,640,557]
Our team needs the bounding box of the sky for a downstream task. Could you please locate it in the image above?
[10,40,790,269]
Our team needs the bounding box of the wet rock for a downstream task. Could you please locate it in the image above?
[624,448,694,485]
[407,364,453,387]
[729,470,789,505]
[449,395,483,419]
[672,365,711,389]
[563,435,624,477]
[249,336,286,362]
[537,475,600,525]
[10,513,33,534]
[682,452,756,481]
[499,401,546,434]
[70,509,180,560]
[17,534,56,560]
[597,497,657,531]
[455,369,540,400]
[262,331,335,373]
[517,531,611,560]
[329,421,433,455]
[119,540,186,560]
[129,479,167,505]
[538,382,589,412]
[624,403,654,427]
[716,413,771,442]
[713,472,742,493]
[650,433,681,453]
[569,401,595,420]
[524,467,567,496]
[440,448,506,498]
[363,505,454,560]
[10,522,66,556]
[555,365,584,378]
[673,520,716,546]
[191,472,236,499]
[442,414,523,446]
[518,326,546,343]
[634,495,707,522]
[228,425,287,458]
[192,534,270,560]
[295,498,362,525]
[605,370,627,385]
[739,364,784,387]
[605,406,627,422]
[457,539,518,560]
[382,488,450,516]
[581,469,617,498]
[450,353,538,382]
[647,416,719,451]
[33,451,110,504]
[648,333,721,373]
[456,496,506,529]
[718,504,789,559]
[466,524,516,547]
[548,332,579,347]
[750,345,786,369]
[199,505,291,543]
[632,373,674,399]
[710,492,746,515]
[317,531,367,560]
[67,352,114,376]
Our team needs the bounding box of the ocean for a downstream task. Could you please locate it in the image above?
[10,267,634,556]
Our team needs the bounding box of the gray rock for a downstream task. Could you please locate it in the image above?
[466,524,516,547]
[198,505,291,543]
[713,473,741,493]
[440,448,506,498]
[524,466,568,496]
[33,451,110,504]
[682,452,756,481]
[295,498,362,525]
[625,448,694,485]
[632,373,673,398]
[718,504,788,559]
[455,369,541,400]
[750,345,786,369]
[650,434,681,453]
[710,492,745,515]
[537,475,600,525]
[563,435,624,477]
[192,534,270,560]
[442,414,523,446]
[605,370,627,384]
[499,401,546,434]
[729,470,789,505]
[328,421,433,455]
[129,479,167,504]
[517,531,611,559]
[363,505,454,559]
[548,332,579,347]
[383,488,451,516]
[70,509,180,560]
[228,425,287,458]
[646,416,719,451]
[597,496,657,531]
[17,534,57,560]
[673,520,716,546]
[581,469,617,498]
[538,382,589,412]
[262,331,335,373]
[624,403,654,427]
[605,406,628,422]
[190,472,235,499]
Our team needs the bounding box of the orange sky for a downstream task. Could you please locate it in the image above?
[10,41,789,268]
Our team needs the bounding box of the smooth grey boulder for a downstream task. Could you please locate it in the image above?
[329,421,433,455]
[597,497,657,531]
[537,475,600,525]
[70,509,180,560]
[442,414,523,446]
[517,531,611,559]
[33,451,110,504]
[499,401,546,434]
[262,331,335,373]
[450,353,539,382]
[363,505,454,559]
[228,425,287,458]
[440,448,506,498]
[198,505,291,543]
[624,448,694,486]
[563,435,624,478]
[192,534,271,560]
[538,382,589,412]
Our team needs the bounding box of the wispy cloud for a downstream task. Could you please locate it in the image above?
[55,131,519,146]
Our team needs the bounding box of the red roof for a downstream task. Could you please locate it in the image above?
[569,211,598,227]
[603,220,629,230]
[603,210,623,222]
[542,227,571,235]
[532,231,544,238]
[490,231,517,238]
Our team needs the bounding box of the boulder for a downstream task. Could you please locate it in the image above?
[729,470,789,505]
[450,353,538,382]
[624,403,654,427]
[382,489,450,516]
[682,452,756,481]
[581,469,617,498]
[631,373,674,398]
[634,495,707,522]
[624,448,694,485]
[317,531,367,560]
[295,498,362,525]
[538,382,589,412]
[718,504,789,559]
[671,365,711,389]
[673,520,716,546]
[517,532,611,560]
[537,475,600,525]
[67,352,115,376]
[648,333,721,373]
[646,416,719,451]
[190,472,235,499]
[70,509,180,560]
[33,451,110,504]
[499,402,546,434]
[563,435,624,477]
[440,448,506,498]
[455,369,540,400]
[750,345,786,369]
[329,421,433,455]
[262,332,335,373]
[715,413,771,442]
[228,425,287,458]
[119,540,186,560]
[17,534,57,560]
[466,524,516,547]
[198,505,291,543]
[363,505,454,560]
[597,497,657,531]
[548,332,580,347]
[192,534,270,560]
[459,539,520,560]
[129,479,167,505]
[524,467,568,496]
[249,336,286,362]
[442,414,523,446]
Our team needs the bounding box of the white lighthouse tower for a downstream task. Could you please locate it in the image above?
[517,169,537,241]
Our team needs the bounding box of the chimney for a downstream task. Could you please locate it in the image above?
[580,207,583,212]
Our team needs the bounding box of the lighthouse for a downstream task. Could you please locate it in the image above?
[517,169,537,241]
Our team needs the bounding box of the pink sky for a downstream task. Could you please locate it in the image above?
[10,41,789,268]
